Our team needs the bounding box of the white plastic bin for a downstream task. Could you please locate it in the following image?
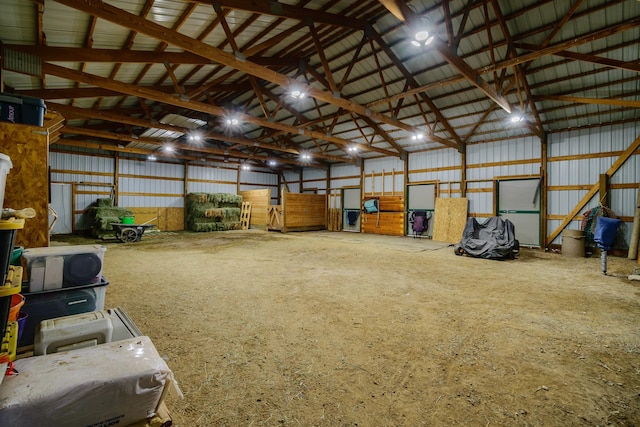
[22,244,107,292]
[0,153,12,209]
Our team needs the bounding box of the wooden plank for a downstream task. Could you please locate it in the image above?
[1,121,52,248]
[283,193,327,229]
[240,201,251,230]
[267,205,283,231]
[361,212,404,236]
[432,197,468,243]
[239,189,270,229]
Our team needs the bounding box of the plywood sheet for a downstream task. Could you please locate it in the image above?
[239,189,270,229]
[432,197,468,243]
[1,121,50,248]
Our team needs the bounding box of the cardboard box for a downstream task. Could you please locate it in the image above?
[0,336,181,427]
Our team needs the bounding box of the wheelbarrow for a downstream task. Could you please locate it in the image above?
[110,223,156,243]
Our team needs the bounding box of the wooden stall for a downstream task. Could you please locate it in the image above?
[238,189,271,229]
[361,194,405,236]
[1,113,64,249]
[267,191,327,233]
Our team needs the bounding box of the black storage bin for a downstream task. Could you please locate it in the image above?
[18,278,108,347]
[0,93,46,127]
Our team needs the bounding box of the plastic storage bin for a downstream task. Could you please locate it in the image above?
[0,93,46,127]
[22,244,106,292]
[18,277,109,347]
[0,153,11,209]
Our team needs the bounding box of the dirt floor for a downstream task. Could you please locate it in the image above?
[54,229,640,426]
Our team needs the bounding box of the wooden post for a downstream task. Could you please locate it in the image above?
[392,168,395,196]
[460,147,467,198]
[381,169,385,195]
[114,152,120,206]
[599,174,609,207]
[541,134,548,250]
[628,184,640,260]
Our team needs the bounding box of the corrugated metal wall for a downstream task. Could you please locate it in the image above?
[466,136,541,215]
[547,123,639,245]
[119,157,184,208]
[49,121,639,243]
[363,157,404,194]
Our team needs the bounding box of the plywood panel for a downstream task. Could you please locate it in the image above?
[1,121,51,249]
[361,212,405,236]
[239,189,270,229]
[432,198,468,243]
[164,208,184,231]
[284,193,326,230]
[128,207,184,231]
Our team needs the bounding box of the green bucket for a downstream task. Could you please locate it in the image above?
[121,216,135,225]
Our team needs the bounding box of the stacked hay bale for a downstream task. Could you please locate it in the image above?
[186,193,242,232]
[87,198,135,237]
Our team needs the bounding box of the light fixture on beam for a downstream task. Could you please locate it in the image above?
[290,89,306,99]
[411,132,425,141]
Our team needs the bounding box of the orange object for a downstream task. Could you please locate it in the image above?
[8,294,24,322]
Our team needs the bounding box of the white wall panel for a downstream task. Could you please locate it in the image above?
[408,149,461,184]
[363,157,404,194]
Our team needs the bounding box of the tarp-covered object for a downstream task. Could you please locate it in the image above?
[455,217,518,260]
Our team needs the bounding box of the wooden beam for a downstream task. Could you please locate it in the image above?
[51,0,418,152]
[194,0,364,30]
[534,95,640,108]
[479,16,640,74]
[42,62,398,158]
[546,134,640,246]
[377,1,511,113]
[515,43,640,74]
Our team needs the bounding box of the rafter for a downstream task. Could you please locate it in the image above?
[41,62,398,158]
[378,0,512,113]
[52,0,420,153]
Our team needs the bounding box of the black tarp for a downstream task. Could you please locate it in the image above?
[457,217,517,260]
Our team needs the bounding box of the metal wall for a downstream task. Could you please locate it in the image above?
[547,123,639,245]
[119,157,185,208]
[466,136,542,215]
[302,168,328,193]
[363,157,404,194]
[187,163,237,195]
[50,150,115,230]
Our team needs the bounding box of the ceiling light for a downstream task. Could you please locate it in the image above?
[188,133,201,142]
[268,160,277,166]
[300,153,312,161]
[347,146,358,153]
[510,115,525,123]
[163,146,174,152]
[241,164,251,171]
[411,132,425,141]
[290,89,306,99]
[147,154,157,161]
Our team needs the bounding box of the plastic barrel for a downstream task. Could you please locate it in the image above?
[562,229,585,257]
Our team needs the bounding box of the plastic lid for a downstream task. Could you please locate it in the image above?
[0,153,12,169]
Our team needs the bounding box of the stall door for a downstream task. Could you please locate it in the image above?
[50,183,73,234]
[497,178,541,246]
[342,188,361,232]
[406,184,436,237]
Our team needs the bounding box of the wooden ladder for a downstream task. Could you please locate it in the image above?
[240,201,252,230]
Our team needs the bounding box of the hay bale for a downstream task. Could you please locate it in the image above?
[96,198,113,207]
[187,193,208,204]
